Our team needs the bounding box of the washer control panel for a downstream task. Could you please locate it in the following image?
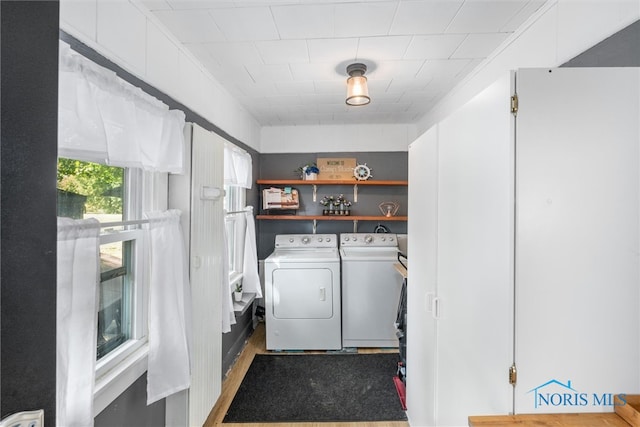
[340,233,398,247]
[274,234,337,248]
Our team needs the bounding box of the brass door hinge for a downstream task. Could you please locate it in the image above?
[509,363,517,386]
[510,95,518,115]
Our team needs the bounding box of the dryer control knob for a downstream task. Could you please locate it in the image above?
[318,237,323,242]
[302,236,310,244]
[326,237,331,242]
[289,238,294,243]
[364,235,373,244]
[344,237,350,242]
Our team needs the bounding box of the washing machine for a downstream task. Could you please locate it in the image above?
[265,234,341,350]
[340,233,402,348]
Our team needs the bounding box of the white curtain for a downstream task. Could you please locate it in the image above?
[144,210,192,404]
[223,143,252,189]
[58,41,186,173]
[56,217,100,427]
[242,207,262,298]
[222,223,237,334]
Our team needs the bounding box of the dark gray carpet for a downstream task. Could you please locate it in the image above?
[223,353,407,423]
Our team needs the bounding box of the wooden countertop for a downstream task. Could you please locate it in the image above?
[469,412,631,426]
[470,395,640,427]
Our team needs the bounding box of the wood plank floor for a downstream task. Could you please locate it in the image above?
[204,323,410,427]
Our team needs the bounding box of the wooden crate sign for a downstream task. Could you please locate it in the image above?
[317,158,356,180]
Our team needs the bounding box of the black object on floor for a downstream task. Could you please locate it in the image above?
[223,353,408,423]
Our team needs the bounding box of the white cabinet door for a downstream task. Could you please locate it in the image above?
[435,73,515,426]
[406,125,439,427]
[407,74,515,427]
[514,68,640,413]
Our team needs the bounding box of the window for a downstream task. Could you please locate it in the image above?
[224,185,247,288]
[57,159,147,369]
[98,238,132,359]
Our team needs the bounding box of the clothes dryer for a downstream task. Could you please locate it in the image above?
[265,234,341,350]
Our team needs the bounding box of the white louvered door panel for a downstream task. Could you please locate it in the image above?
[189,123,224,426]
[169,123,225,426]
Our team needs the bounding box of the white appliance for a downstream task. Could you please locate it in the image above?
[340,233,402,348]
[407,68,640,426]
[265,234,341,350]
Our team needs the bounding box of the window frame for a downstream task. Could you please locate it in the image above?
[224,184,247,290]
[95,228,147,379]
[57,158,164,414]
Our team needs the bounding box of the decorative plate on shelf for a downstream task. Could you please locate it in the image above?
[353,163,372,181]
[379,201,399,217]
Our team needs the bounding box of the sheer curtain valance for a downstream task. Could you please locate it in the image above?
[224,142,252,189]
[58,42,186,173]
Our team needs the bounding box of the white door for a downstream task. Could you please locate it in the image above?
[407,74,516,427]
[406,125,439,426]
[434,73,515,426]
[514,68,640,413]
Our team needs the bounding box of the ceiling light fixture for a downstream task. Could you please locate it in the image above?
[345,63,370,106]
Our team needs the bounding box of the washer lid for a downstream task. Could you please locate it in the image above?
[267,248,340,263]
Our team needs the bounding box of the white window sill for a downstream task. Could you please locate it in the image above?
[233,292,256,315]
[93,343,149,416]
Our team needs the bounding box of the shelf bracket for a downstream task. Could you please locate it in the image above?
[312,184,317,202]
[353,184,358,202]
[312,219,317,234]
[353,219,358,233]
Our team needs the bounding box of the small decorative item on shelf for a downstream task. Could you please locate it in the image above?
[379,201,400,217]
[233,283,243,302]
[353,163,373,181]
[295,162,320,180]
[319,195,334,215]
[320,194,352,215]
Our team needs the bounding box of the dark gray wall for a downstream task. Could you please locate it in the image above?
[257,152,408,259]
[563,19,640,67]
[1,2,59,424]
[221,308,254,375]
[94,375,164,427]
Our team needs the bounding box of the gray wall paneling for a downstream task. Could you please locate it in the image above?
[563,19,640,67]
[94,375,165,427]
[1,2,59,424]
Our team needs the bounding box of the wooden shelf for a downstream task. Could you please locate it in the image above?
[257,215,407,221]
[258,179,407,203]
[257,179,407,232]
[257,214,407,233]
[257,179,408,186]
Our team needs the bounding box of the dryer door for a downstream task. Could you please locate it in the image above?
[272,267,334,319]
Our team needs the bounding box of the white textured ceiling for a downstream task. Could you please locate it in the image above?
[142,0,546,126]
